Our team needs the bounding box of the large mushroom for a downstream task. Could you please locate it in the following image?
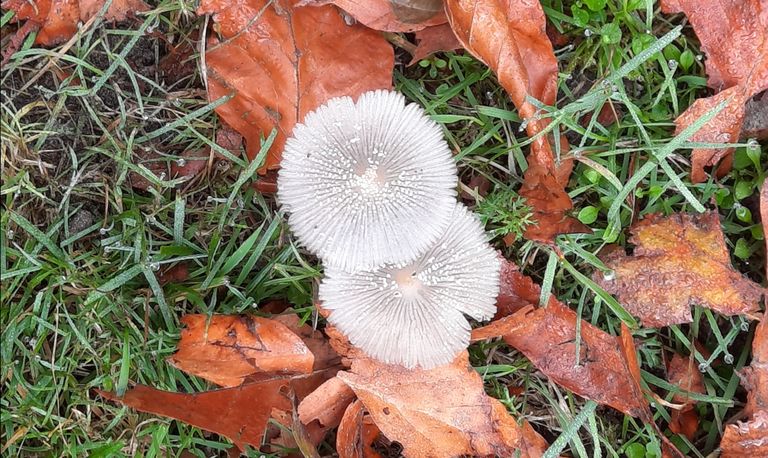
[319,203,501,369]
[278,90,458,272]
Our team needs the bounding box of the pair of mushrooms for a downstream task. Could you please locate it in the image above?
[278,90,500,369]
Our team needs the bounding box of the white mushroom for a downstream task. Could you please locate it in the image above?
[278,90,458,272]
[319,203,501,369]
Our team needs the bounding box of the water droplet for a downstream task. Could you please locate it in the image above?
[99,228,108,235]
[6,229,13,240]
[698,362,709,373]
[741,321,750,331]
[668,59,678,69]
[724,353,734,364]
[746,138,759,150]
[584,29,593,37]
[176,158,187,167]
[603,270,616,281]
[149,262,160,271]
[695,54,703,61]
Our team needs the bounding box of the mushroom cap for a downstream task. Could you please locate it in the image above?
[319,203,501,369]
[278,90,458,271]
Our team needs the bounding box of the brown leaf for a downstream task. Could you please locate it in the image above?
[98,380,291,451]
[720,410,768,457]
[167,315,315,388]
[494,257,544,319]
[198,0,394,170]
[660,0,768,182]
[473,301,650,419]
[298,376,356,429]
[1,0,148,46]
[336,352,549,457]
[273,313,342,371]
[742,91,768,141]
[336,400,384,458]
[741,308,768,419]
[408,23,462,65]
[300,0,446,32]
[157,263,189,286]
[666,353,705,440]
[170,148,209,179]
[594,212,766,327]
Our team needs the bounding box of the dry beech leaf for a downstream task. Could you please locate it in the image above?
[472,301,650,419]
[336,351,549,457]
[666,353,705,440]
[445,0,586,242]
[198,0,394,170]
[300,0,446,32]
[99,379,292,451]
[660,0,768,182]
[298,376,356,430]
[337,400,384,458]
[167,315,314,388]
[408,24,462,65]
[594,212,765,328]
[1,0,148,45]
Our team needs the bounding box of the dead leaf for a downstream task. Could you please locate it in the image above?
[472,301,650,419]
[666,352,705,440]
[336,400,384,458]
[157,263,189,286]
[273,313,342,371]
[170,148,209,179]
[594,212,765,327]
[1,0,148,46]
[494,257,544,319]
[198,0,394,170]
[408,23,461,65]
[740,308,768,419]
[720,410,768,457]
[762,177,768,279]
[167,315,315,388]
[336,352,549,457]
[98,379,292,451]
[742,91,768,141]
[444,0,586,242]
[660,0,768,182]
[299,0,446,32]
[298,376,356,429]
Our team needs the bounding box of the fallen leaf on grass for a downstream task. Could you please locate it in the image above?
[198,0,394,170]
[721,308,768,455]
[666,353,705,440]
[594,212,765,327]
[742,92,768,141]
[98,379,292,451]
[660,0,768,182]
[336,400,384,458]
[494,257,545,319]
[472,300,650,419]
[445,0,586,242]
[1,0,148,46]
[408,23,461,65]
[298,377,356,430]
[167,315,315,388]
[337,352,549,457]
[300,0,446,32]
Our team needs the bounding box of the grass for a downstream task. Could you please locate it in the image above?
[1,0,766,456]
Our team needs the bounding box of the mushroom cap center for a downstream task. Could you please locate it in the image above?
[351,166,386,197]
[392,266,423,299]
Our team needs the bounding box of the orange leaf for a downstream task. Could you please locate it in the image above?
[473,301,650,419]
[666,353,705,440]
[494,257,545,319]
[1,0,148,46]
[660,0,768,182]
[98,380,292,451]
[167,315,315,387]
[297,376,356,429]
[198,0,394,170]
[408,23,462,65]
[445,0,586,242]
[299,0,446,32]
[336,400,384,458]
[336,352,549,457]
[594,212,765,327]
[720,410,768,457]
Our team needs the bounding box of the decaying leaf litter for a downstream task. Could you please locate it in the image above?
[1,0,767,456]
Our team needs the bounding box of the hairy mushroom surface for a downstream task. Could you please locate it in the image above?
[278,90,458,271]
[320,203,501,369]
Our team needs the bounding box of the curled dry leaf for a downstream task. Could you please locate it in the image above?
[594,212,765,328]
[666,353,705,440]
[408,24,462,65]
[1,0,148,46]
[167,315,314,388]
[297,376,356,430]
[445,0,587,242]
[300,0,446,32]
[494,257,544,319]
[472,301,650,419]
[336,352,549,457]
[198,0,393,170]
[660,0,768,182]
[337,400,384,458]
[719,410,768,457]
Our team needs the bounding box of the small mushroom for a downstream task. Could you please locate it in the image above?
[278,90,458,272]
[319,203,501,369]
